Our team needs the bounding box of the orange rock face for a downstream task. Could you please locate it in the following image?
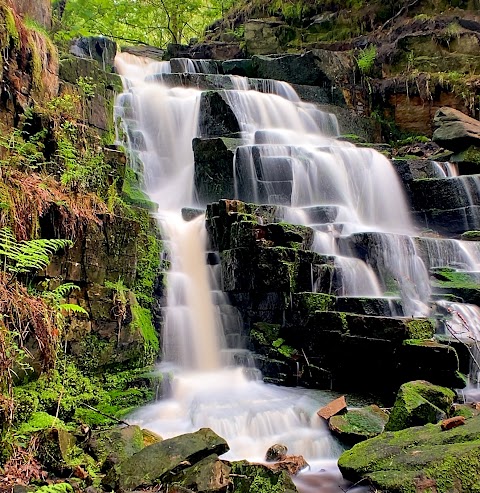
[317,395,347,420]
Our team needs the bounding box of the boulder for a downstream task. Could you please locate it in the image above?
[103,428,229,490]
[87,425,145,471]
[170,454,231,493]
[317,396,347,420]
[338,415,480,492]
[265,443,288,462]
[433,107,480,151]
[328,405,389,444]
[385,380,455,432]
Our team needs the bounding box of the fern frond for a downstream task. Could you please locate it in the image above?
[52,282,80,298]
[59,304,89,316]
[0,228,73,274]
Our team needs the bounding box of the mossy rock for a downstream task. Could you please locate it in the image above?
[338,415,480,493]
[227,460,298,493]
[170,454,231,492]
[385,380,455,432]
[103,428,229,490]
[88,425,145,471]
[329,405,388,444]
[461,230,480,241]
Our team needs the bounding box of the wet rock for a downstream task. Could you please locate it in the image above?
[328,405,388,444]
[317,396,347,420]
[433,106,480,152]
[69,37,117,71]
[265,443,288,461]
[88,425,144,472]
[199,91,240,138]
[334,296,402,317]
[338,414,480,492]
[267,455,309,475]
[397,340,464,390]
[227,460,298,493]
[193,137,235,204]
[385,380,455,432]
[182,207,205,221]
[222,59,255,77]
[103,428,229,490]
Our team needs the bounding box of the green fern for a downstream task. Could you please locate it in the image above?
[0,228,72,274]
[39,282,89,317]
[34,484,74,493]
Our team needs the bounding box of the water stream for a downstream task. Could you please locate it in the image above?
[114,52,480,491]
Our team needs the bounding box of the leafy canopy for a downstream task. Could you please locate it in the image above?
[57,0,235,47]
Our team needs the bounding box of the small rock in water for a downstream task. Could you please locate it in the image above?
[317,395,347,420]
[267,455,309,475]
[265,443,288,461]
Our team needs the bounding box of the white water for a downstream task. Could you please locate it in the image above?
[114,52,480,491]
[115,53,369,492]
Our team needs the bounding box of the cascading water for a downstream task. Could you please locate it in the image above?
[115,53,364,493]
[114,51,480,492]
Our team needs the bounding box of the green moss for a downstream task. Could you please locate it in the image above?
[406,319,435,339]
[17,412,67,435]
[1,5,20,49]
[251,322,282,348]
[431,267,479,288]
[130,300,159,364]
[122,168,158,211]
[294,292,335,313]
[461,230,480,241]
[385,380,455,432]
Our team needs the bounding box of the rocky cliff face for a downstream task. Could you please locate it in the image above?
[11,0,52,28]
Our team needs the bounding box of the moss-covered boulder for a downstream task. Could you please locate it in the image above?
[329,405,388,444]
[87,425,145,472]
[103,428,229,490]
[170,454,231,493]
[385,380,455,432]
[338,415,480,493]
[227,460,298,493]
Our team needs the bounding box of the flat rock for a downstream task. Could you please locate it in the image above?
[433,106,480,151]
[329,405,388,444]
[317,395,347,420]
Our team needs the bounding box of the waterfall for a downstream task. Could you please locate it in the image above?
[114,54,353,487]
[113,51,478,492]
